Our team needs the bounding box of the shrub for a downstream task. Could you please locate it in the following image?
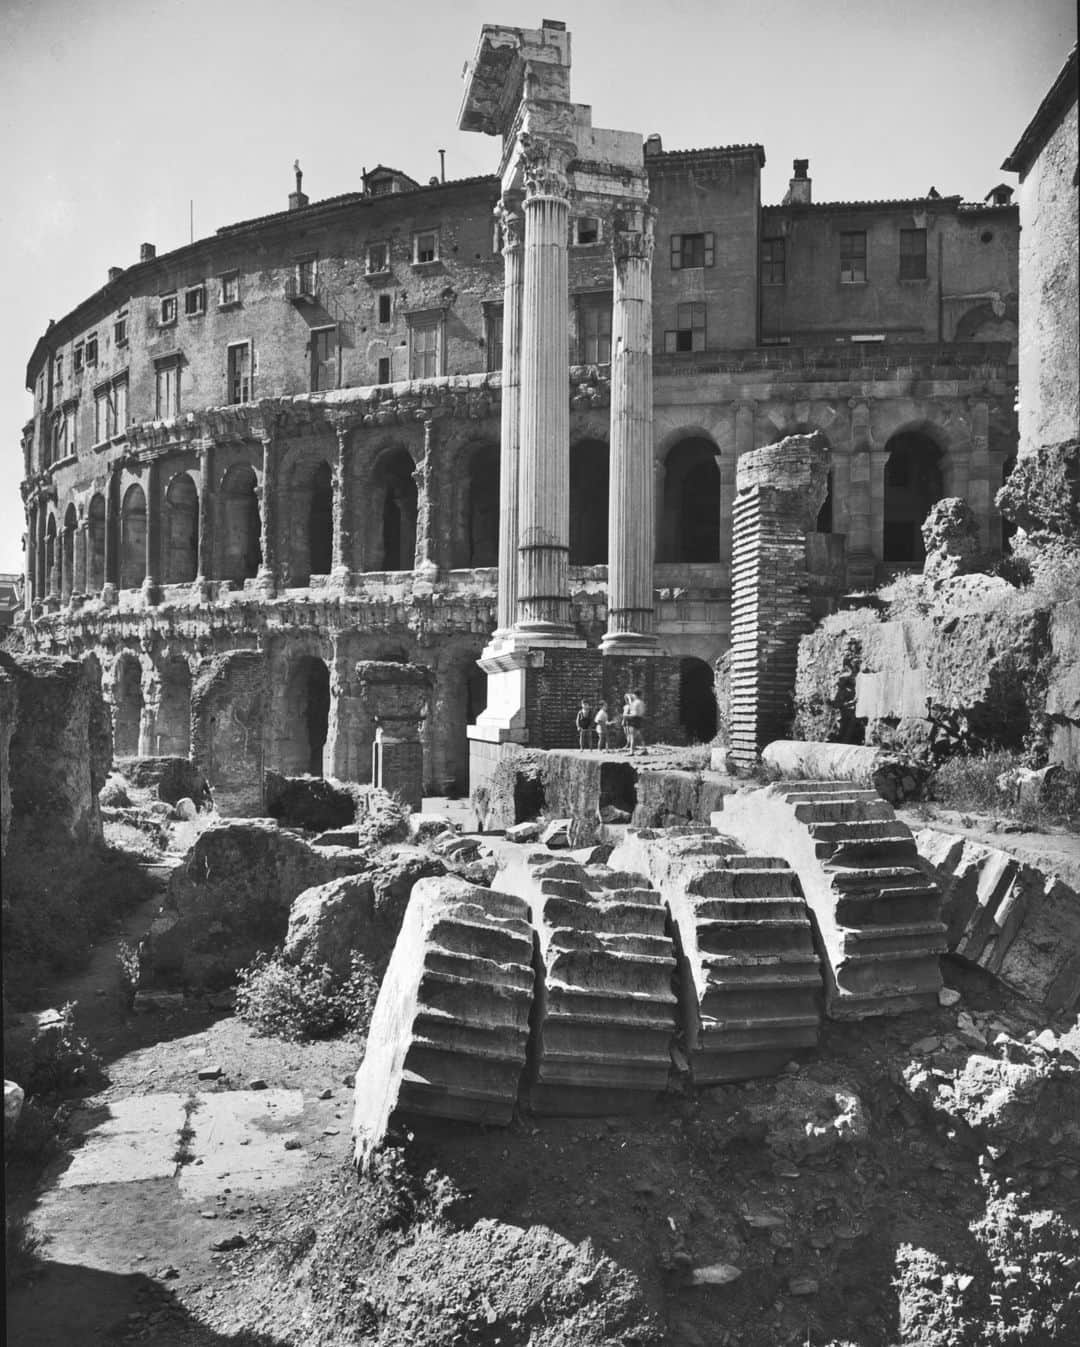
[4,1002,100,1098]
[235,948,380,1042]
[929,750,1018,815]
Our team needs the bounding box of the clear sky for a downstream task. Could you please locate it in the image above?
[1,0,1075,575]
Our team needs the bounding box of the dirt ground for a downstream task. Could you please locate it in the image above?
[6,806,1080,1346]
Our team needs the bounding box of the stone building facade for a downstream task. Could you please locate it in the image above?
[18,20,1021,800]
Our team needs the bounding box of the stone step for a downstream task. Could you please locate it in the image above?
[695,918,817,957]
[544,991,676,1028]
[793,799,894,824]
[542,896,669,935]
[827,865,937,891]
[820,839,919,866]
[693,896,808,922]
[538,877,589,901]
[685,868,802,900]
[547,948,675,997]
[422,951,536,992]
[547,929,672,959]
[835,889,943,928]
[808,819,915,846]
[426,917,537,961]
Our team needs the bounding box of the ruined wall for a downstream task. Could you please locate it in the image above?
[191,650,268,817]
[0,663,16,856]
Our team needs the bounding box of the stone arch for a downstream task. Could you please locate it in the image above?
[569,437,609,565]
[163,472,199,584]
[87,493,106,593]
[279,654,331,776]
[156,656,192,757]
[120,483,147,590]
[45,512,57,595]
[61,503,77,601]
[373,447,417,571]
[678,656,717,743]
[113,653,144,757]
[658,436,721,563]
[883,426,948,568]
[307,459,334,579]
[455,441,500,568]
[219,463,262,584]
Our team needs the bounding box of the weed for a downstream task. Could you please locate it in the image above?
[115,940,141,1009]
[235,949,381,1042]
[930,751,1080,832]
[173,1093,203,1166]
[4,1002,100,1098]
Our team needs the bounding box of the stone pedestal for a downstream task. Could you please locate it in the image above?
[356,660,430,810]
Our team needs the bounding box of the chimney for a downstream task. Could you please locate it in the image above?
[644,133,663,158]
[782,159,811,206]
[140,242,156,262]
[108,266,124,283]
[289,159,309,211]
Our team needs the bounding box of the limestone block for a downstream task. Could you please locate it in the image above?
[718,784,944,1018]
[191,651,268,818]
[921,497,982,581]
[352,876,534,1166]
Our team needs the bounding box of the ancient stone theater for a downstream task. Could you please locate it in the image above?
[18,21,1020,806]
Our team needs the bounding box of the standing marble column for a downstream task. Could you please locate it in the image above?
[515,141,574,635]
[603,208,657,653]
[142,458,161,602]
[332,427,352,580]
[102,464,119,602]
[495,195,524,635]
[256,433,277,594]
[196,441,214,595]
[413,421,438,575]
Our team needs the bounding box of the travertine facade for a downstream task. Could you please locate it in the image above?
[18,19,1022,801]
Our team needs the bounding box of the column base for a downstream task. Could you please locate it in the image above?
[192,576,213,603]
[100,583,118,607]
[141,578,162,607]
[328,566,355,593]
[600,630,661,657]
[253,568,277,598]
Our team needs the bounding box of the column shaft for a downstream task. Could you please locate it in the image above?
[604,211,657,651]
[103,465,119,596]
[143,458,160,598]
[495,198,524,633]
[332,430,351,574]
[197,443,213,582]
[257,434,277,592]
[413,421,438,573]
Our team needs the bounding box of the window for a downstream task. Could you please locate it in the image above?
[85,334,98,365]
[74,343,84,374]
[295,257,316,297]
[160,294,177,325]
[378,293,392,324]
[54,354,63,388]
[485,304,504,372]
[51,412,65,464]
[227,342,252,404]
[94,384,112,444]
[671,232,714,270]
[572,216,601,245]
[366,242,390,275]
[412,230,438,265]
[577,294,612,363]
[665,302,707,353]
[377,357,391,384]
[63,401,77,456]
[219,272,240,306]
[840,231,867,283]
[155,357,181,419]
[113,375,128,432]
[310,327,338,392]
[899,228,927,280]
[114,312,128,346]
[761,238,785,286]
[185,285,206,317]
[408,313,442,378]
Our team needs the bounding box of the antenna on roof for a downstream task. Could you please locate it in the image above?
[439,149,446,184]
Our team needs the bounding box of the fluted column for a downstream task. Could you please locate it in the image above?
[515,142,574,635]
[196,441,213,596]
[142,458,161,603]
[256,433,277,594]
[495,195,524,634]
[413,421,438,575]
[603,208,658,653]
[332,428,352,580]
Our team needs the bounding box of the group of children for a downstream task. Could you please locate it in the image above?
[575,692,647,755]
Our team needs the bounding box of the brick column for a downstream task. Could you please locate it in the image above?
[495,194,524,634]
[196,441,214,597]
[142,457,161,603]
[729,434,829,768]
[332,426,353,583]
[515,141,574,636]
[603,207,657,653]
[413,421,438,576]
[256,432,277,595]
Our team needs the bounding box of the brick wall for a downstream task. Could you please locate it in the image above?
[524,648,604,749]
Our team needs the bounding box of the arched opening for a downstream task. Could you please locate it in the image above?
[281,656,331,776]
[45,515,57,594]
[120,483,147,590]
[569,438,609,564]
[464,444,500,567]
[679,657,717,743]
[659,438,721,562]
[156,658,192,756]
[883,429,946,568]
[113,655,143,757]
[88,494,106,593]
[163,473,199,584]
[376,450,417,571]
[220,463,262,584]
[308,460,334,578]
[1001,455,1017,554]
[61,504,77,600]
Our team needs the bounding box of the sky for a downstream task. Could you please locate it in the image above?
[0,0,1075,575]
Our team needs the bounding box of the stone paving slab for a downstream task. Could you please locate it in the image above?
[56,1094,187,1187]
[177,1089,308,1199]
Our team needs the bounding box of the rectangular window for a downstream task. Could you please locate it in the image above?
[572,216,601,245]
[310,327,338,392]
[85,334,98,365]
[73,343,84,374]
[413,230,438,265]
[63,401,77,456]
[295,257,316,297]
[155,358,181,419]
[761,238,785,285]
[114,312,128,346]
[227,342,252,404]
[112,375,128,432]
[160,294,177,325]
[899,228,927,280]
[485,305,504,372]
[840,231,867,283]
[54,354,63,388]
[366,242,390,275]
[94,384,113,444]
[52,413,65,463]
[185,285,206,317]
[220,272,240,306]
[408,314,442,379]
[377,356,391,384]
[577,295,612,363]
[664,302,707,353]
[670,232,714,270]
[378,293,392,324]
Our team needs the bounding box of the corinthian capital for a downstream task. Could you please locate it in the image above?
[519,134,571,201]
[611,206,656,264]
[494,195,525,252]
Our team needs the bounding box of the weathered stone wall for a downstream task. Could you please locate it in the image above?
[1046,599,1080,769]
[191,650,268,817]
[0,664,16,856]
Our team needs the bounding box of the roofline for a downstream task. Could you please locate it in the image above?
[1002,45,1078,176]
[764,195,966,212]
[648,144,765,167]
